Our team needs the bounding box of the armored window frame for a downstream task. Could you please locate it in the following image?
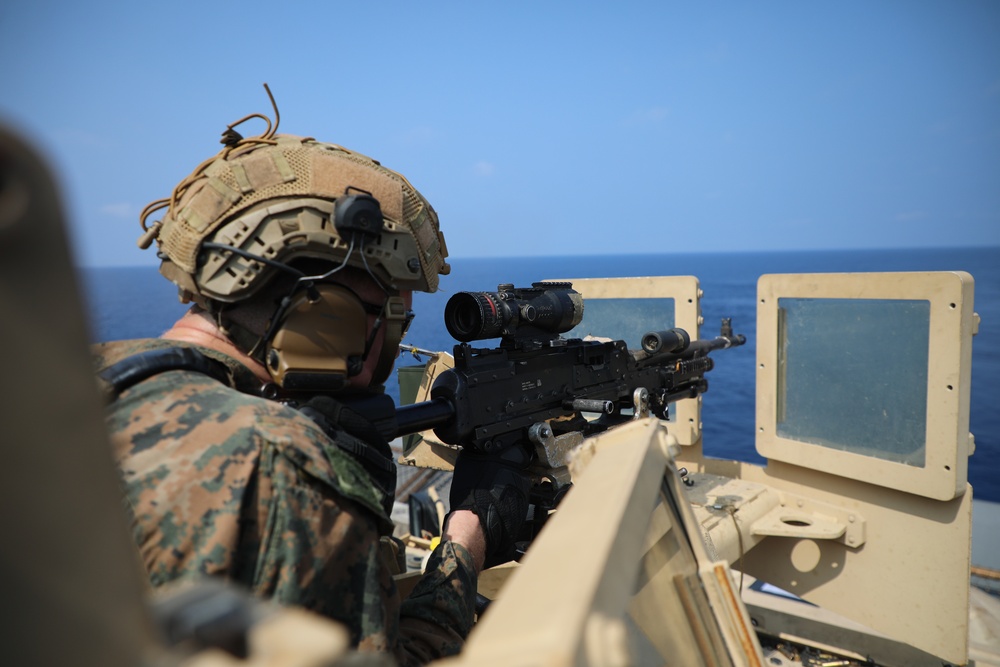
[755,271,975,500]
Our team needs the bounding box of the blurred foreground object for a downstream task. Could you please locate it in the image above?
[0,124,156,666]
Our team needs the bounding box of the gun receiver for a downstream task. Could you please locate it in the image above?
[389,283,746,469]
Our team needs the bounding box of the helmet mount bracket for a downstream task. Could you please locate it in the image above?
[334,187,384,240]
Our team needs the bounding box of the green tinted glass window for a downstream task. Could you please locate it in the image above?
[567,297,677,418]
[566,298,675,347]
[776,298,930,466]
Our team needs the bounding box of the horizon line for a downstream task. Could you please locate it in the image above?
[74,244,1000,270]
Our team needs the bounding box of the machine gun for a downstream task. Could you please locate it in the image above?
[379,281,746,509]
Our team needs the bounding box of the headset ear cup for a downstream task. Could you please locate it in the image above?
[266,285,369,391]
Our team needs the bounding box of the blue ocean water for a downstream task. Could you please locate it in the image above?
[81,247,1000,502]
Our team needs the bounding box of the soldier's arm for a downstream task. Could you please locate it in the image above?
[441,510,486,570]
[254,423,478,666]
[392,513,482,665]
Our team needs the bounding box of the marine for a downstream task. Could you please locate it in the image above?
[93,101,529,665]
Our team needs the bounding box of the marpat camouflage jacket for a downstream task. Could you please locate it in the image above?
[94,338,476,666]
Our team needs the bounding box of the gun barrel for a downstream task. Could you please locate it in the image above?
[686,333,747,355]
[563,398,615,414]
[393,397,455,437]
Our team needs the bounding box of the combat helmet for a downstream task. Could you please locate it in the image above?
[138,86,450,390]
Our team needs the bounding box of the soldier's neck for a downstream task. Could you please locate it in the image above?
[161,309,271,384]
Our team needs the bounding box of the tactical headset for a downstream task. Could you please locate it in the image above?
[255,190,414,391]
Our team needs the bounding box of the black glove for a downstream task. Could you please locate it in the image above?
[449,449,531,569]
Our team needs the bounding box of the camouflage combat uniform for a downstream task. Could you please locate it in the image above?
[94,338,476,666]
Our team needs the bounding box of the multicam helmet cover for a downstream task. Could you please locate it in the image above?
[139,100,449,306]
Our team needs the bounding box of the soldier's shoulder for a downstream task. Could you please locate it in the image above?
[147,376,386,522]
[252,403,389,522]
[97,342,389,525]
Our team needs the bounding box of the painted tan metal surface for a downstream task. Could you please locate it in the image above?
[731,460,972,666]
[180,609,354,667]
[440,419,765,667]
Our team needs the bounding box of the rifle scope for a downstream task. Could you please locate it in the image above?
[444,282,584,342]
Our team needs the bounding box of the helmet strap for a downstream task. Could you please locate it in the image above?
[367,295,409,387]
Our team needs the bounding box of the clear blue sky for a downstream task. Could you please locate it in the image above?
[2,1,998,267]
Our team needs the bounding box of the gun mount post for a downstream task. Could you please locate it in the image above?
[632,387,650,419]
